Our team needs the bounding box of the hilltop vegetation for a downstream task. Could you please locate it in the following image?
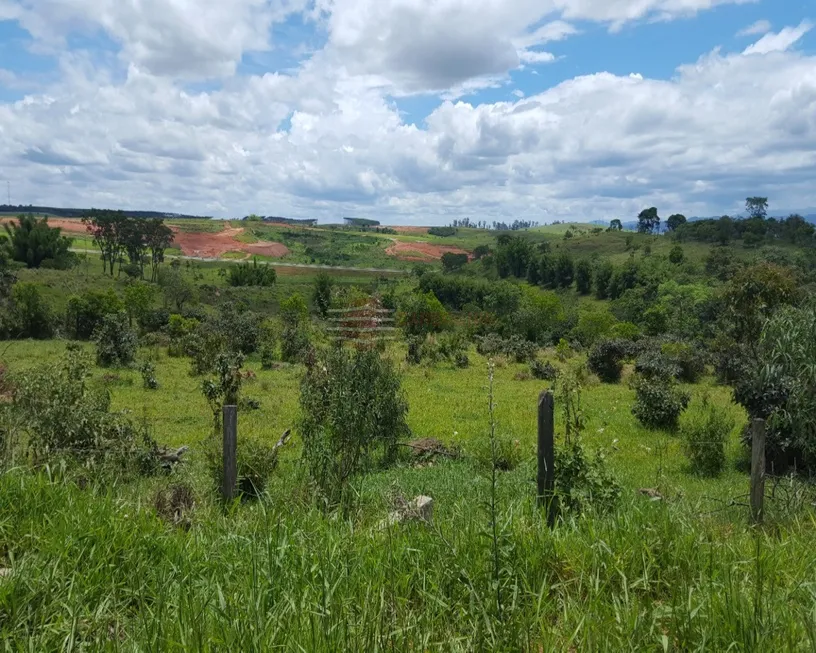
[1,199,816,648]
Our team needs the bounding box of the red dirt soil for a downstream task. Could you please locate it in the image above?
[1,218,290,259]
[385,239,470,262]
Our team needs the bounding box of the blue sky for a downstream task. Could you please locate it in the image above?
[0,0,814,223]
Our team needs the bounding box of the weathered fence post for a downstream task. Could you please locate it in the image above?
[222,405,238,502]
[537,390,555,527]
[750,418,766,524]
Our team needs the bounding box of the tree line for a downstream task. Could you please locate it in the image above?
[82,210,175,280]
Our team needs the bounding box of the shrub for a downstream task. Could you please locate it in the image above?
[312,273,334,317]
[669,245,685,264]
[733,304,816,470]
[139,308,170,333]
[299,346,410,506]
[3,214,73,269]
[681,397,734,476]
[399,291,449,337]
[571,307,616,346]
[66,289,124,340]
[139,360,159,390]
[11,348,158,473]
[228,259,277,287]
[609,321,640,340]
[587,339,630,383]
[441,252,468,272]
[634,350,680,380]
[280,294,312,363]
[93,312,138,367]
[552,370,620,515]
[9,283,54,339]
[213,303,263,355]
[201,352,245,431]
[530,360,558,381]
[661,341,706,383]
[203,435,282,498]
[631,375,690,430]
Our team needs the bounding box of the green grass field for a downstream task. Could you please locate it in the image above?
[3,335,816,650]
[3,217,816,649]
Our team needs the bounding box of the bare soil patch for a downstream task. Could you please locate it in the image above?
[390,226,430,235]
[0,218,290,259]
[385,239,470,262]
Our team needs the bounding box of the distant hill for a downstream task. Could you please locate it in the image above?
[0,205,210,220]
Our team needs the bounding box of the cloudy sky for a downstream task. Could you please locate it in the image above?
[0,0,814,224]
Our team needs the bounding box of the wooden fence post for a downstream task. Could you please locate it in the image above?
[222,405,238,502]
[537,390,555,527]
[750,418,766,524]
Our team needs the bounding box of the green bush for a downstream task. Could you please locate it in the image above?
[299,346,410,506]
[228,259,277,287]
[587,339,630,383]
[632,375,690,430]
[635,350,680,380]
[661,341,706,383]
[66,289,124,340]
[312,273,334,317]
[139,360,159,390]
[280,294,312,363]
[93,312,138,367]
[734,304,816,470]
[10,348,157,473]
[9,282,54,339]
[399,291,449,337]
[3,214,74,269]
[681,397,734,476]
[530,360,558,381]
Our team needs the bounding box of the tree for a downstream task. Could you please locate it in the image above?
[441,252,468,272]
[3,214,73,269]
[666,214,687,232]
[123,281,155,327]
[721,262,799,351]
[472,245,492,260]
[594,262,614,300]
[575,259,592,294]
[143,219,174,282]
[158,267,196,311]
[553,252,574,288]
[82,209,128,276]
[312,272,334,318]
[745,197,768,220]
[495,234,534,278]
[637,207,660,234]
[119,218,148,277]
[716,215,735,245]
[609,219,623,231]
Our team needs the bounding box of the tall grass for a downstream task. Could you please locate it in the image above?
[1,462,816,650]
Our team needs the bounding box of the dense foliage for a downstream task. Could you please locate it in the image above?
[3,214,74,269]
[227,259,277,287]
